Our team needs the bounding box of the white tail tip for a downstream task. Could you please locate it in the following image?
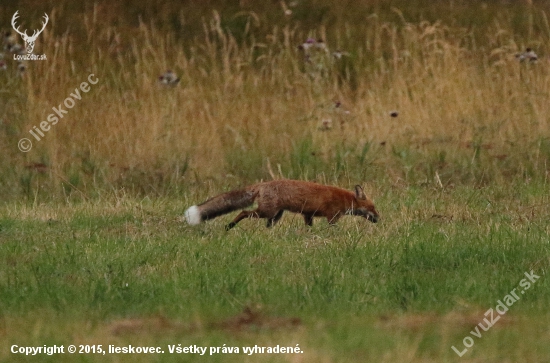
[184,205,202,225]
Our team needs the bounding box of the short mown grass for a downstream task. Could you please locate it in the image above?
[1,180,549,362]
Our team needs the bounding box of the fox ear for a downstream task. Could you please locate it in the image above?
[354,185,366,200]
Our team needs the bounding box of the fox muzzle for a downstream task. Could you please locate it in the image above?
[366,212,379,223]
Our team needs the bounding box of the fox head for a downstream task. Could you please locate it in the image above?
[351,185,379,223]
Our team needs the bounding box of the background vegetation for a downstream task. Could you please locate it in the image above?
[0,0,549,362]
[0,0,549,198]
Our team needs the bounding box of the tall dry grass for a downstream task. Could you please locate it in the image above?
[1,1,549,200]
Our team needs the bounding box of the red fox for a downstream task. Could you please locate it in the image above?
[185,180,379,230]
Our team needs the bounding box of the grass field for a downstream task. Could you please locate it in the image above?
[1,182,549,362]
[1,0,550,362]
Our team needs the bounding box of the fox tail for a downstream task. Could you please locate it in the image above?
[184,188,257,225]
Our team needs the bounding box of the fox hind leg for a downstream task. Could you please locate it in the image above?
[225,210,259,230]
[225,209,279,230]
[303,213,314,226]
[266,210,284,228]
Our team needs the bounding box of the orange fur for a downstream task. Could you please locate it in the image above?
[185,180,379,230]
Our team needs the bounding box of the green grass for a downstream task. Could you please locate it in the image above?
[1,181,549,362]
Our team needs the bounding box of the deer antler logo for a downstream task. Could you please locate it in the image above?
[11,11,49,54]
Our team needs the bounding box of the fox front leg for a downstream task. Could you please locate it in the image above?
[302,213,314,226]
[266,210,284,228]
